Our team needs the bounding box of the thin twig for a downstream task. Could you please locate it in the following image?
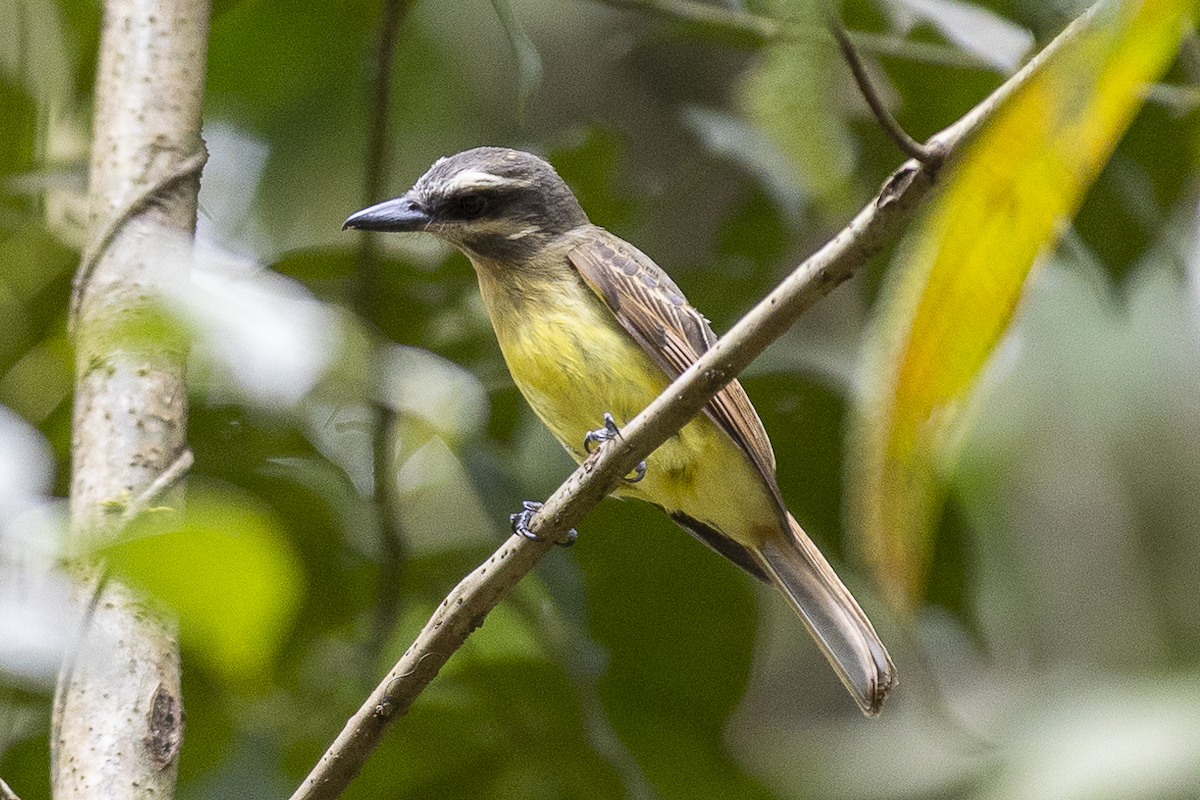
[355,0,413,670]
[69,149,208,330]
[120,449,194,524]
[366,403,405,665]
[355,0,412,310]
[289,8,1100,799]
[829,20,943,167]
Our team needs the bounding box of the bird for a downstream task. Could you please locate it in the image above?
[344,146,896,715]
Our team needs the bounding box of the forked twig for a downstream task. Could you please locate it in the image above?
[829,20,945,167]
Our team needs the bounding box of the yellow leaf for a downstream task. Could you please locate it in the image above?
[849,0,1193,612]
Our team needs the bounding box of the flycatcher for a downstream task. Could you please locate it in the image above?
[344,147,895,715]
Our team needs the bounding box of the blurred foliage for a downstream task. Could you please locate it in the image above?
[1,2,1198,800]
[105,480,304,686]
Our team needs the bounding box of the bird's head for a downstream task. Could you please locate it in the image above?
[343,147,589,260]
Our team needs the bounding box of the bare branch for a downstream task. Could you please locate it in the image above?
[289,8,1100,799]
[54,0,209,797]
[290,534,557,800]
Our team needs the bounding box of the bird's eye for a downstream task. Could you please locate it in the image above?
[455,194,488,218]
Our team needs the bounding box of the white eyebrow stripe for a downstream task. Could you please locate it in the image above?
[443,169,533,194]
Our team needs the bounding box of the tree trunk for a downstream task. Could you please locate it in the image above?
[52,0,210,798]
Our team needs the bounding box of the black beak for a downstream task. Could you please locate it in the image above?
[342,193,431,232]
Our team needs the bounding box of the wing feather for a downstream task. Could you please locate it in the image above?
[565,226,779,497]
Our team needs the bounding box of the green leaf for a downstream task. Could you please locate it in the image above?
[106,481,304,686]
[848,0,1193,611]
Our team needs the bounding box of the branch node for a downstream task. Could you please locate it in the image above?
[144,683,183,769]
[877,163,923,208]
[121,449,194,524]
[69,149,208,332]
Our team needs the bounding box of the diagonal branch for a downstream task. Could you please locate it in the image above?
[288,8,1098,799]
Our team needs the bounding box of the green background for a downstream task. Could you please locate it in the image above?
[2,1,1199,798]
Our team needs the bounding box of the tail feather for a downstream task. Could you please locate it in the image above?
[756,514,896,715]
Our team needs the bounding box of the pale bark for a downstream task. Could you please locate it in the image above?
[52,0,210,798]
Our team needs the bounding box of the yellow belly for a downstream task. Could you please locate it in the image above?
[479,269,778,547]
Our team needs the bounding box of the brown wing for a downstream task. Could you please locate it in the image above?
[565,226,781,500]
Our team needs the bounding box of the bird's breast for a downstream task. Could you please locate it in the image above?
[470,252,778,544]
[481,267,669,456]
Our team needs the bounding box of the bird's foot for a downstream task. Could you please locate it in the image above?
[583,412,621,453]
[510,500,577,547]
[583,412,647,483]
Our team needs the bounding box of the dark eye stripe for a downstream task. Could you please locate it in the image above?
[456,194,487,217]
[438,186,530,221]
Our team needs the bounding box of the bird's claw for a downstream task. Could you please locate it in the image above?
[510,500,577,547]
[584,412,621,454]
[583,412,648,483]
